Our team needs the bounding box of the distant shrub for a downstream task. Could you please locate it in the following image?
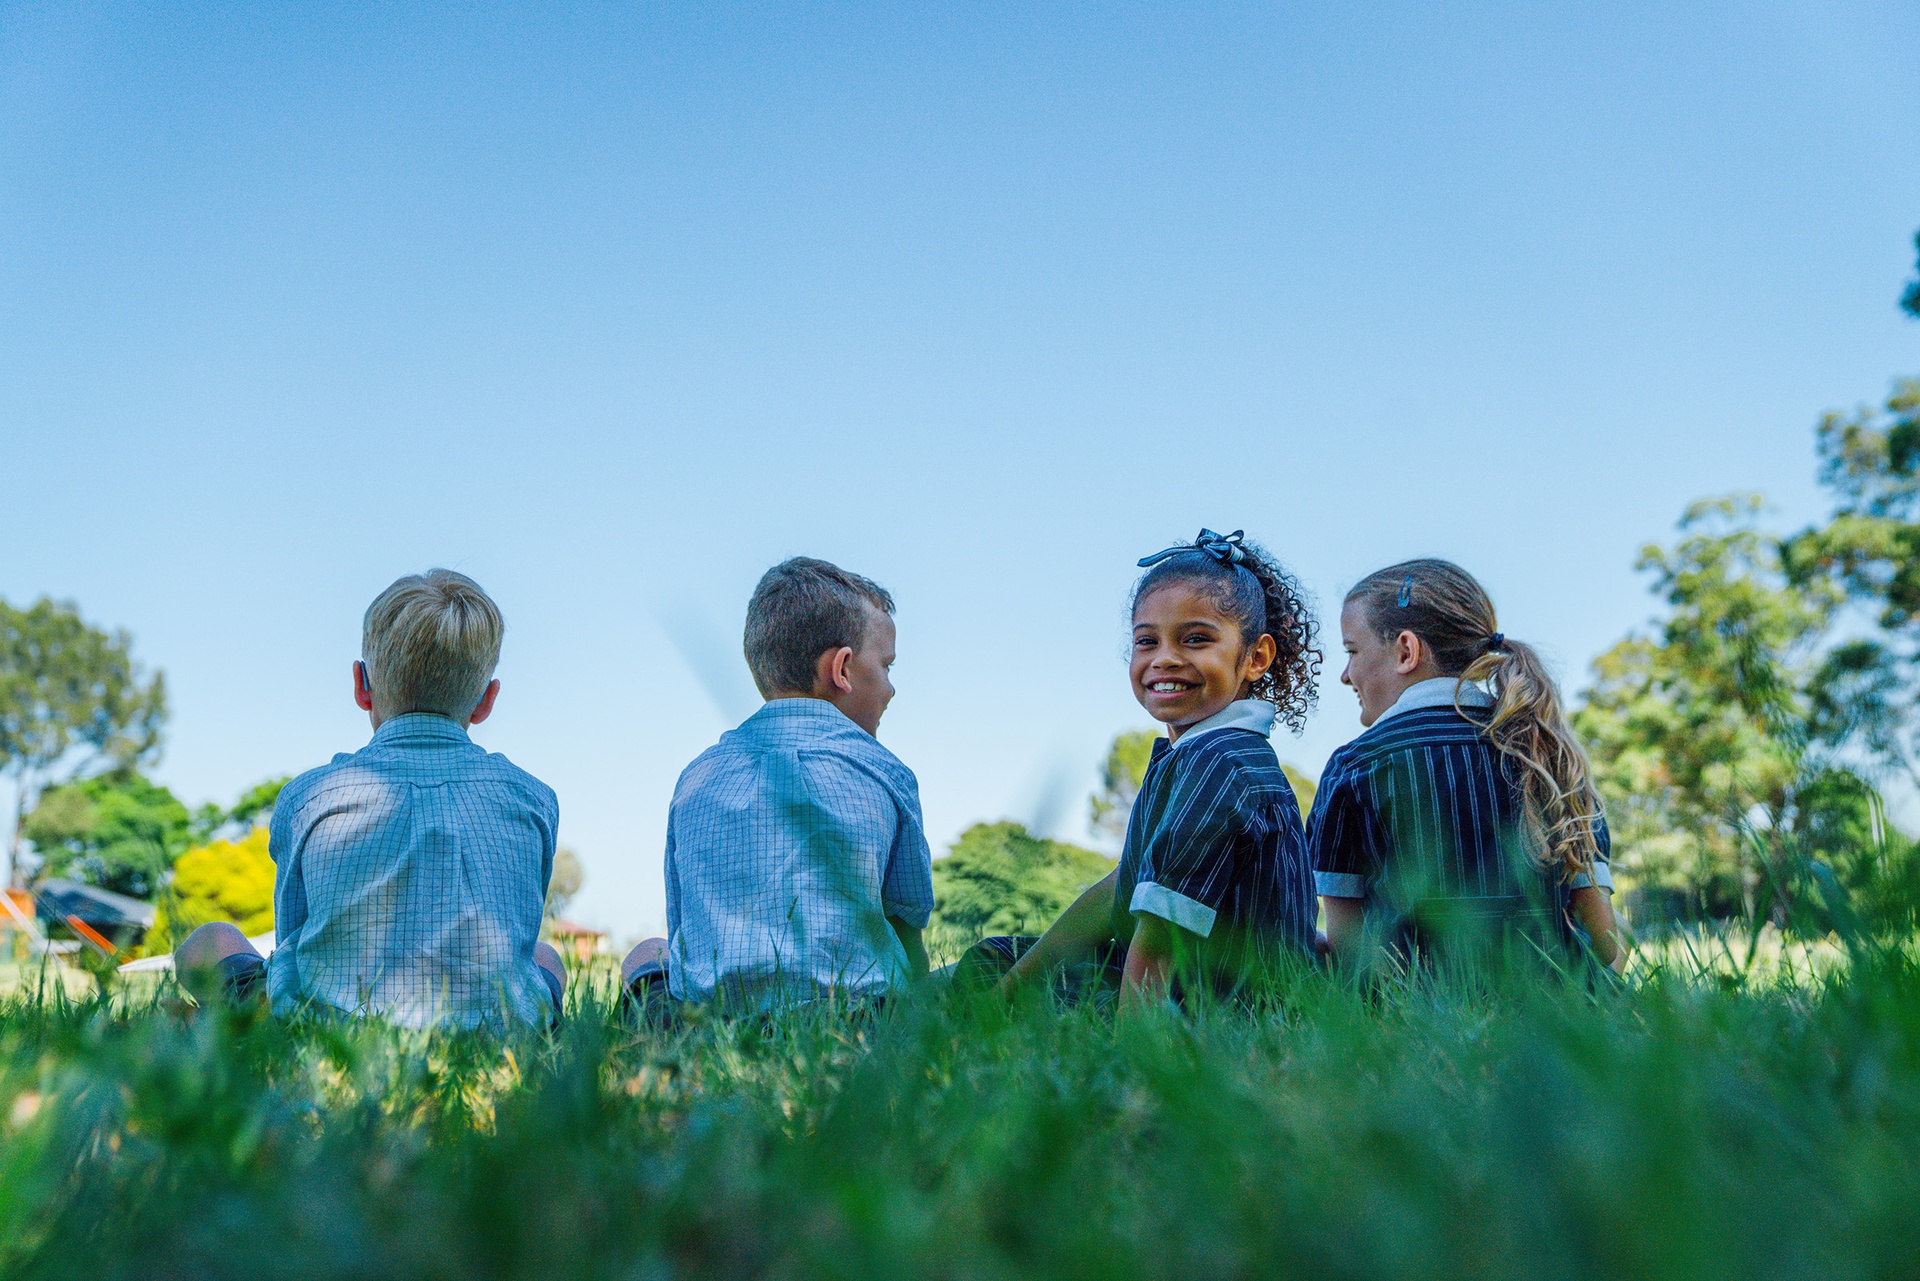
[148,829,274,953]
[929,821,1114,958]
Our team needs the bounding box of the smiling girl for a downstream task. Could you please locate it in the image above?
[1311,558,1624,973]
[981,529,1322,1010]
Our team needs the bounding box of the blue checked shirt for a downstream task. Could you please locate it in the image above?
[266,713,559,1029]
[665,698,934,1010]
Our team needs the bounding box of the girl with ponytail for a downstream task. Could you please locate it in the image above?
[1311,559,1624,971]
[965,529,1322,1008]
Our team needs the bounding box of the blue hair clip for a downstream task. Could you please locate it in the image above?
[1396,574,1415,608]
[1137,528,1248,569]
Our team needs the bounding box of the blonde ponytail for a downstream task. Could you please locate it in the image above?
[1348,560,1602,880]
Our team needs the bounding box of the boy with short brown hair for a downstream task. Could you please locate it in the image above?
[623,557,933,1011]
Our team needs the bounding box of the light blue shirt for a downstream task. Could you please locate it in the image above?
[665,698,934,1010]
[266,713,559,1029]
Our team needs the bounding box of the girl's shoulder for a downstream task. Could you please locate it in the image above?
[1160,728,1290,798]
[1348,705,1490,757]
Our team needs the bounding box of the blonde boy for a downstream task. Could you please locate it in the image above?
[178,570,565,1029]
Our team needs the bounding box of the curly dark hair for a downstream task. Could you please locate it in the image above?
[1130,534,1322,732]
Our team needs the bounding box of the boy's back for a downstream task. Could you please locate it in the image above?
[269,712,558,1028]
[666,703,932,1010]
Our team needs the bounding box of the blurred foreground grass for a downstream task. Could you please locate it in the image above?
[5,943,1920,1280]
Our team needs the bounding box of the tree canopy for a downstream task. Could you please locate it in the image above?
[1089,730,1159,839]
[928,821,1114,957]
[21,773,192,900]
[1,598,167,886]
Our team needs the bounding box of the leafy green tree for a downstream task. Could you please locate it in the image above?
[1090,730,1159,838]
[1,598,167,887]
[189,776,290,845]
[1578,491,1920,924]
[21,772,191,899]
[929,821,1115,957]
[1576,496,1846,918]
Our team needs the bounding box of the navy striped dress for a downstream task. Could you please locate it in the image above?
[1308,680,1612,962]
[1112,707,1319,985]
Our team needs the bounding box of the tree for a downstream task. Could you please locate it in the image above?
[1577,494,1919,924]
[147,827,275,954]
[1089,730,1159,839]
[1574,496,1833,917]
[20,773,192,899]
[1779,379,1920,763]
[545,846,584,919]
[928,821,1115,957]
[1,599,167,887]
[189,776,290,845]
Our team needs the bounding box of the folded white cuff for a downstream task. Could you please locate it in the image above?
[1316,871,1367,899]
[1569,862,1616,894]
[1129,882,1218,938]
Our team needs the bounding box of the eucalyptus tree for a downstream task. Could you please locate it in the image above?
[0,598,167,888]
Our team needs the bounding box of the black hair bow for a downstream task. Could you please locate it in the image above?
[1138,528,1248,569]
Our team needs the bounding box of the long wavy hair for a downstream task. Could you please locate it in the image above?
[1346,558,1603,880]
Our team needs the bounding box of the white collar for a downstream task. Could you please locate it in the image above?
[1370,676,1493,727]
[1170,698,1276,751]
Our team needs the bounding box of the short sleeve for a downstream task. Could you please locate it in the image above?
[879,780,935,929]
[1128,748,1247,939]
[1308,755,1373,900]
[1567,813,1614,894]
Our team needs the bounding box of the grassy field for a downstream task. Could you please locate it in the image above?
[4,942,1920,1280]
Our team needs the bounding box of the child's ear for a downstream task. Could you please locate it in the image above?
[1244,634,1278,682]
[1393,629,1424,674]
[813,646,856,696]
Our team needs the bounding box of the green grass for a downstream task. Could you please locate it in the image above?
[5,950,1920,1280]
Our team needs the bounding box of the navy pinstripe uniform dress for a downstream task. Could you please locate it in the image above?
[1309,678,1614,963]
[960,700,1316,999]
[1110,700,1318,992]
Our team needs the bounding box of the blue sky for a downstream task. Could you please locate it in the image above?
[4,1,1918,937]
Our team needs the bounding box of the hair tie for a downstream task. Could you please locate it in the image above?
[1485,632,1506,653]
[1137,528,1248,569]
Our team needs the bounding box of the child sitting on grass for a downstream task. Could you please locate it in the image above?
[177,570,567,1029]
[965,530,1321,1010]
[1313,558,1624,974]
[620,557,934,1012]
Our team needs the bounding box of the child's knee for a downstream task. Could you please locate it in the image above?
[621,937,668,985]
[177,921,250,971]
[176,923,266,1005]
